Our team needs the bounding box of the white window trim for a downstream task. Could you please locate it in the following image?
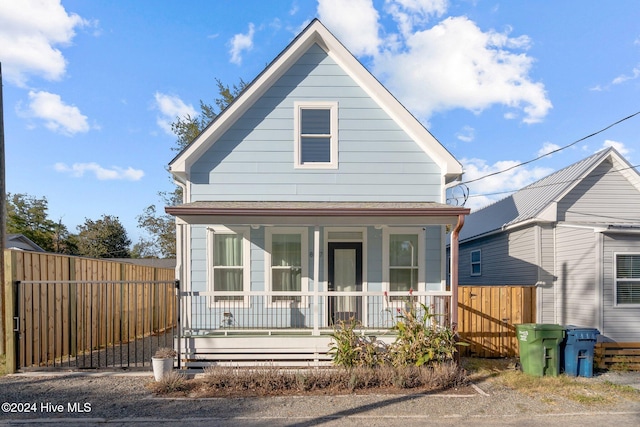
[614,252,640,307]
[265,227,309,307]
[470,249,482,277]
[382,227,426,309]
[293,101,338,169]
[206,226,250,307]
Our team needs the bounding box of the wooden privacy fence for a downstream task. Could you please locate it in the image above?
[3,250,176,372]
[595,343,640,371]
[457,285,537,358]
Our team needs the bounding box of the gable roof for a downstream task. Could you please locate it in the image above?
[5,234,45,252]
[169,19,462,185]
[459,147,640,241]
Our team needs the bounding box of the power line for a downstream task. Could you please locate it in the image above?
[461,110,640,185]
[448,163,640,203]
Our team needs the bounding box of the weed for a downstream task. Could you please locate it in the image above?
[154,347,177,359]
[329,318,389,368]
[148,370,190,395]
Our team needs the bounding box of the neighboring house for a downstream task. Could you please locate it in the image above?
[166,19,469,365]
[4,234,45,252]
[455,147,640,342]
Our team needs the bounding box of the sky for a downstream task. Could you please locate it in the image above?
[1,0,639,245]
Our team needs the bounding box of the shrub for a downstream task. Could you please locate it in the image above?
[329,294,465,369]
[328,318,389,368]
[388,301,462,367]
[149,370,189,394]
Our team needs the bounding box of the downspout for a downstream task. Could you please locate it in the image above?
[450,214,465,332]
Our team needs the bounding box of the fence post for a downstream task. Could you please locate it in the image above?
[4,250,16,373]
[175,279,180,369]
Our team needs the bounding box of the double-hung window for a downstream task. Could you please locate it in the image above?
[207,227,249,304]
[266,228,308,305]
[384,228,424,302]
[294,102,338,168]
[615,253,640,305]
[470,250,482,276]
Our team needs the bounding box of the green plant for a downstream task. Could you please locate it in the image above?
[388,298,463,367]
[328,318,389,368]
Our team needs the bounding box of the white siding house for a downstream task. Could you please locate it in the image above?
[456,148,640,343]
[166,19,469,366]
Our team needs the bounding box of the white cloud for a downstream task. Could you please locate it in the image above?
[456,125,475,142]
[318,2,552,124]
[229,23,255,65]
[25,90,89,135]
[317,0,381,56]
[385,0,448,36]
[612,66,640,85]
[537,142,561,157]
[374,16,551,124]
[153,92,197,135]
[602,139,631,157]
[457,157,553,210]
[54,162,144,181]
[0,0,88,86]
[592,65,640,90]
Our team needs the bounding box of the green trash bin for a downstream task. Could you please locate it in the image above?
[516,324,565,376]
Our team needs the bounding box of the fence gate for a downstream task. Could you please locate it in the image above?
[13,280,178,370]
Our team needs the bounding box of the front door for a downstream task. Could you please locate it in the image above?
[328,242,362,325]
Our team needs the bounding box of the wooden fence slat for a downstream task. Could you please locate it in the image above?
[3,250,175,372]
[458,285,537,358]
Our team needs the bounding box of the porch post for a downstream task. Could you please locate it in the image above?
[313,226,320,336]
[450,214,465,332]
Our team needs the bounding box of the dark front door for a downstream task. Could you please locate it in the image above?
[328,242,363,325]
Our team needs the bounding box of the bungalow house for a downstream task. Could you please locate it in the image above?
[455,147,640,342]
[166,19,469,366]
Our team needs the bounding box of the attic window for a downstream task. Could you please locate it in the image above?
[294,102,338,169]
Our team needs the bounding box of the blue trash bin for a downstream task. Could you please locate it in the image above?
[563,326,599,377]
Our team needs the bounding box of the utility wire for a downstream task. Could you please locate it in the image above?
[448,163,640,203]
[460,110,640,185]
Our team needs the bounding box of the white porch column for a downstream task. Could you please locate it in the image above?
[313,226,320,336]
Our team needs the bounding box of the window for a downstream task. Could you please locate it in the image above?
[470,250,481,276]
[615,254,640,305]
[389,233,419,301]
[266,228,308,304]
[294,102,338,168]
[207,227,249,304]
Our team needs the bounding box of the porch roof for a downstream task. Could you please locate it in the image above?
[166,201,469,226]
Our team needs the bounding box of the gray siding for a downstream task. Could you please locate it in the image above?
[558,160,640,224]
[555,227,598,327]
[190,43,442,202]
[538,224,556,323]
[602,233,640,341]
[458,226,538,286]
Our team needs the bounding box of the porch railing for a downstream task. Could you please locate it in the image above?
[179,290,451,336]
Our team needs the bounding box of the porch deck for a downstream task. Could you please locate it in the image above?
[178,290,451,367]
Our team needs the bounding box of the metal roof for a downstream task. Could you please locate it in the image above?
[459,147,640,241]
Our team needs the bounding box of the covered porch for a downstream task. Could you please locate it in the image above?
[167,201,469,367]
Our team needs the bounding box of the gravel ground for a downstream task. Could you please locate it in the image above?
[0,370,639,426]
[33,330,176,370]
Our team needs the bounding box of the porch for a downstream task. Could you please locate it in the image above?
[178,289,451,367]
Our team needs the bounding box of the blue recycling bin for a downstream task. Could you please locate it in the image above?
[563,326,599,377]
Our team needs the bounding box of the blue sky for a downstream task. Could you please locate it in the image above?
[1,0,639,244]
